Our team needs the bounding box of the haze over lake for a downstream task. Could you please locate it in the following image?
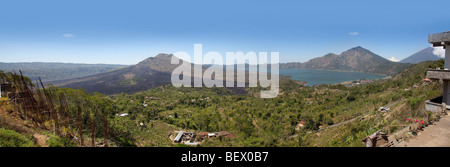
[279,69,385,86]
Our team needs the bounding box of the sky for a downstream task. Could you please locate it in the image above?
[0,0,450,65]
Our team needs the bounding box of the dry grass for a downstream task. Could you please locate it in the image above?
[0,106,34,136]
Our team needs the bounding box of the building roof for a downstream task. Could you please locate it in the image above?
[429,31,450,46]
[174,131,184,141]
[198,132,209,136]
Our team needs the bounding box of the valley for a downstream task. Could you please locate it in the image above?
[0,57,444,147]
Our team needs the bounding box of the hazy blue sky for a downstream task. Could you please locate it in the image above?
[1,0,449,65]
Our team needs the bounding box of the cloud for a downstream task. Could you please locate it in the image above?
[63,33,75,38]
[388,57,400,62]
[348,32,359,36]
[433,46,445,58]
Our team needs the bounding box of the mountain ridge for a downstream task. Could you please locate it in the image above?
[52,54,179,95]
[399,47,442,64]
[281,46,412,76]
[53,47,412,95]
[0,62,127,82]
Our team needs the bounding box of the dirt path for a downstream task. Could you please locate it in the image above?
[397,115,450,147]
[33,133,48,147]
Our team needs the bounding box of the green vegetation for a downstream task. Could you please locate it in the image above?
[1,70,132,147]
[0,60,444,147]
[46,133,77,147]
[107,60,442,147]
[0,128,36,147]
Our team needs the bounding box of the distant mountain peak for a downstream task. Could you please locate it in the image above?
[345,46,370,53]
[53,53,245,95]
[139,53,174,63]
[399,47,442,64]
[284,46,411,76]
[339,46,383,62]
[56,53,181,95]
[155,53,174,59]
[136,53,186,73]
[323,53,338,57]
[351,46,364,49]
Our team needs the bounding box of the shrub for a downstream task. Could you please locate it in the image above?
[408,97,421,110]
[46,133,76,147]
[327,118,334,125]
[0,128,36,147]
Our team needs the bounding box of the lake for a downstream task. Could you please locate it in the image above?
[279,69,385,86]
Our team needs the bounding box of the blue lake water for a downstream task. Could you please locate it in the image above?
[279,69,385,86]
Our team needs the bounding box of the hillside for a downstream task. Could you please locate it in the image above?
[52,54,178,95]
[106,60,444,147]
[52,53,255,95]
[280,62,302,69]
[399,47,443,64]
[135,53,187,73]
[281,46,412,76]
[0,62,126,82]
[1,59,444,147]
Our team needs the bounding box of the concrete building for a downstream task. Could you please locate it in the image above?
[426,31,450,112]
